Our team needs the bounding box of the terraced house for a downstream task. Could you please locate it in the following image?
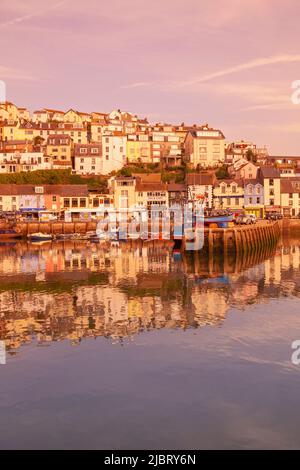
[258,167,281,215]
[213,179,244,210]
[46,134,73,169]
[74,143,102,175]
[244,179,265,218]
[280,178,300,217]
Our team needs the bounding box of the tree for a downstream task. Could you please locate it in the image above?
[245,148,257,163]
[216,164,229,179]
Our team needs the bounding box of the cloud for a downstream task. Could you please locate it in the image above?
[121,82,153,89]
[243,103,295,111]
[175,54,300,87]
[122,55,300,93]
[0,66,37,81]
[0,0,69,29]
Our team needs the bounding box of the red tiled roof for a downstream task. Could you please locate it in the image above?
[186,173,215,185]
[0,184,89,196]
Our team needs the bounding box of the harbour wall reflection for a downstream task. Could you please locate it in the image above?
[0,239,299,355]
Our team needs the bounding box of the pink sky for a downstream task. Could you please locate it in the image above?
[1,0,300,154]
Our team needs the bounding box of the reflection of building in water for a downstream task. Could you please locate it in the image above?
[0,241,299,354]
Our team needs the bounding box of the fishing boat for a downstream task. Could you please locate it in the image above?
[28,232,53,242]
[0,229,22,239]
[204,213,234,228]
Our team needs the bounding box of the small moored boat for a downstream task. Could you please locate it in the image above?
[28,232,53,242]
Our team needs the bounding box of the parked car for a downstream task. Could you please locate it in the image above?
[266,212,283,221]
[235,215,253,225]
[248,214,257,224]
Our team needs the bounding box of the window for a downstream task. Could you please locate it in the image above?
[257,197,260,204]
[270,189,274,196]
[93,198,99,207]
[232,185,236,194]
[270,179,274,186]
[270,199,274,206]
[64,198,70,208]
[221,186,226,194]
[249,197,253,204]
[227,198,231,205]
[72,198,78,207]
[91,148,99,154]
[80,198,86,208]
[53,196,57,202]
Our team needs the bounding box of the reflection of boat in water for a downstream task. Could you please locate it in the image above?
[28,233,53,242]
[195,275,230,285]
[0,229,22,239]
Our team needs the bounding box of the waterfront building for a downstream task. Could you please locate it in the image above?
[167,183,187,206]
[244,179,265,218]
[258,166,281,214]
[280,178,300,217]
[186,173,215,208]
[213,179,244,210]
[135,177,169,212]
[108,176,137,210]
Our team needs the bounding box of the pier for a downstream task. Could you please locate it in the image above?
[193,221,281,255]
[0,219,281,253]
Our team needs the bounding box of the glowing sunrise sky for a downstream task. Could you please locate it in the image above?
[1,0,300,153]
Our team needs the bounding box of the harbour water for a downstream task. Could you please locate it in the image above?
[0,237,300,449]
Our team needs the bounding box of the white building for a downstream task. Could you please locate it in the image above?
[0,152,51,173]
[102,132,127,174]
[74,143,103,175]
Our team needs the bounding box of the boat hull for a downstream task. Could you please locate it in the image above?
[204,215,233,228]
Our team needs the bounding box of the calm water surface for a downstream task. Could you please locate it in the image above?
[0,237,300,449]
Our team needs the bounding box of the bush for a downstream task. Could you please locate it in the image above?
[0,170,108,191]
